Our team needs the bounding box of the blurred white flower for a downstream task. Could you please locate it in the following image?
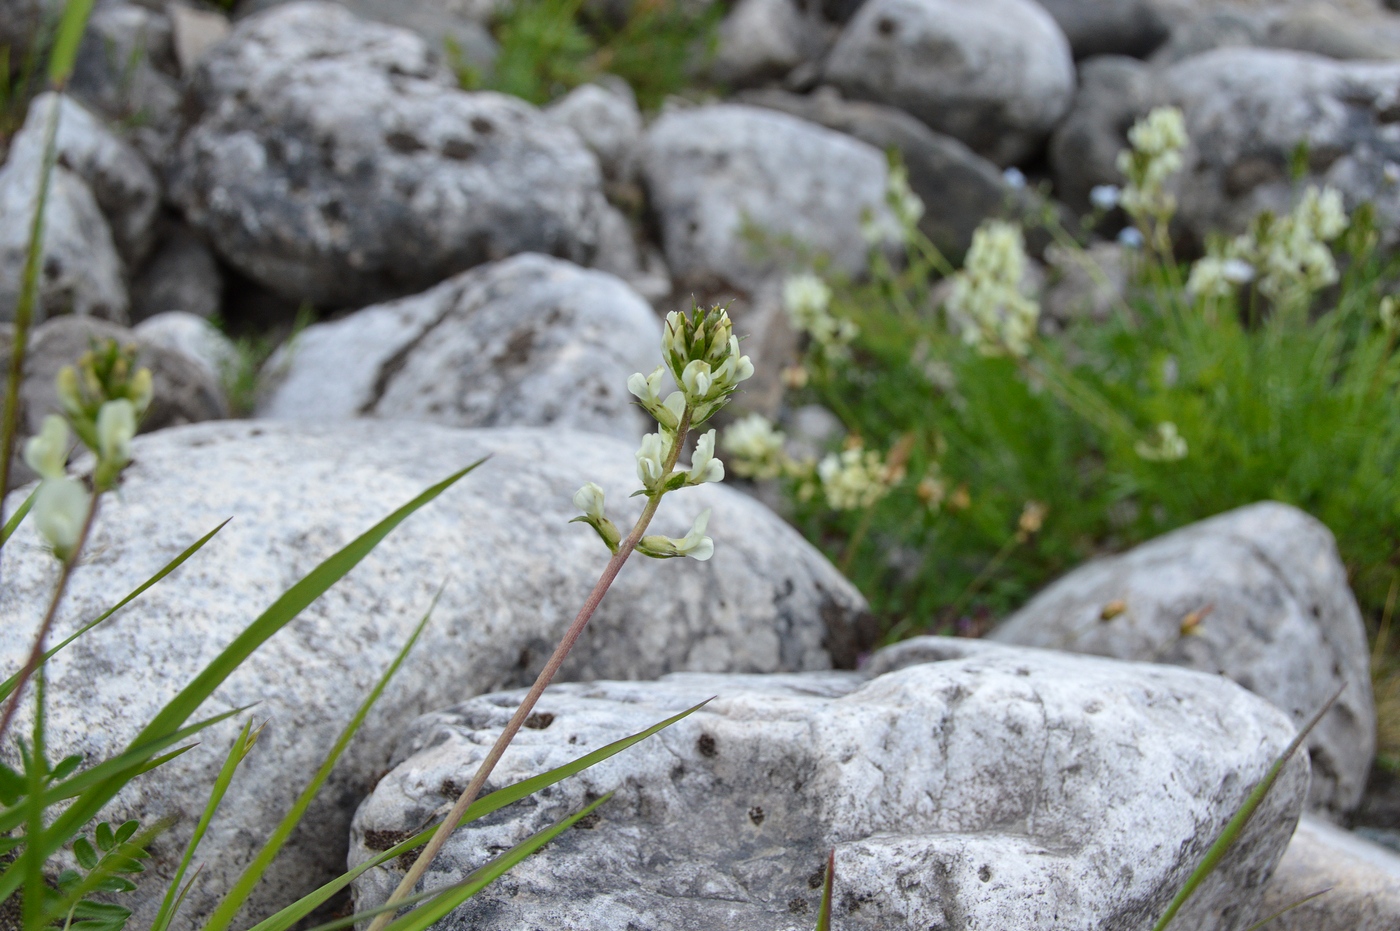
[722,414,788,480]
[1135,422,1188,462]
[945,220,1040,357]
[818,446,894,510]
[1002,167,1027,190]
[23,415,70,480]
[33,476,90,559]
[1117,227,1145,249]
[1090,184,1121,211]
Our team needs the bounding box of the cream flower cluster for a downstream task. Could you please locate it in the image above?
[1117,107,1187,223]
[1188,186,1347,304]
[945,220,1040,357]
[862,161,925,246]
[21,342,151,560]
[721,413,788,480]
[573,305,754,562]
[783,273,857,355]
[817,445,896,511]
[1134,421,1189,462]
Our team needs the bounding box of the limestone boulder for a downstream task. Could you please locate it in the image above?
[172,1,614,307]
[990,502,1375,817]
[640,103,893,292]
[352,644,1307,930]
[0,420,867,926]
[544,79,643,183]
[824,0,1076,165]
[0,98,128,324]
[257,254,659,440]
[1253,814,1400,930]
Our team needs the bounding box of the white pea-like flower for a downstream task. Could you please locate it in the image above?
[129,368,154,416]
[635,432,671,491]
[23,415,70,480]
[33,476,90,559]
[783,273,831,319]
[573,482,606,521]
[722,414,788,480]
[638,509,715,561]
[96,398,136,467]
[628,367,665,407]
[686,429,725,486]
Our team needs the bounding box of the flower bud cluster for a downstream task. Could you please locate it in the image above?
[1188,185,1348,305]
[20,340,151,559]
[1117,107,1187,225]
[574,305,754,562]
[1134,421,1189,462]
[783,273,857,357]
[945,220,1040,358]
[817,444,901,511]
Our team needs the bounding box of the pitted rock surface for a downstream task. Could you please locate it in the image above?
[257,254,659,440]
[351,645,1306,930]
[990,502,1375,817]
[172,1,613,307]
[824,0,1076,165]
[0,420,866,925]
[641,104,893,292]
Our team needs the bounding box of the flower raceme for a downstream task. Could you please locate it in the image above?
[574,304,753,562]
[945,220,1040,358]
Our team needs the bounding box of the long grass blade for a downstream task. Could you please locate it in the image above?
[1151,686,1344,931]
[150,719,262,931]
[814,849,834,931]
[0,489,36,547]
[379,793,611,931]
[21,671,47,928]
[1244,888,1331,931]
[242,699,710,931]
[0,706,249,835]
[0,460,484,899]
[0,521,230,704]
[297,794,612,931]
[46,0,94,86]
[201,586,446,931]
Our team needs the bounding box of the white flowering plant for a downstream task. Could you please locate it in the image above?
[744,112,1400,761]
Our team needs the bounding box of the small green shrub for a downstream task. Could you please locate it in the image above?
[464,0,721,110]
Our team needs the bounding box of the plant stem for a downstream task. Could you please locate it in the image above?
[0,489,99,749]
[366,411,693,931]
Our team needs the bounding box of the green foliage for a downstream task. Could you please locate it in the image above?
[774,191,1400,650]
[469,0,720,110]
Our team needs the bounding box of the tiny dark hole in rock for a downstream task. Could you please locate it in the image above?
[876,16,897,36]
[574,810,602,830]
[748,805,765,826]
[807,868,826,890]
[524,712,555,730]
[471,116,495,134]
[978,864,992,883]
[788,898,808,914]
[698,733,718,757]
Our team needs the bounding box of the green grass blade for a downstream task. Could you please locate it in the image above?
[242,699,709,931]
[150,719,262,931]
[3,460,485,899]
[379,794,611,931]
[814,849,834,931]
[46,0,94,86]
[1244,887,1331,931]
[0,706,248,836]
[0,488,36,548]
[1152,686,1344,931]
[21,672,47,928]
[201,586,445,931]
[298,794,612,931]
[0,521,230,704]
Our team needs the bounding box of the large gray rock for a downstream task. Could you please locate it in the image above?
[1155,47,1400,244]
[257,254,659,440]
[13,93,160,267]
[0,98,128,324]
[0,420,867,926]
[1254,814,1400,930]
[172,1,615,308]
[129,220,225,322]
[737,86,1019,260]
[1049,54,1154,212]
[990,502,1375,818]
[1150,3,1400,65]
[351,643,1307,930]
[544,79,643,183]
[1034,0,1169,57]
[133,311,238,385]
[711,0,824,89]
[641,104,893,292]
[236,0,500,73]
[824,0,1076,166]
[69,0,185,170]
